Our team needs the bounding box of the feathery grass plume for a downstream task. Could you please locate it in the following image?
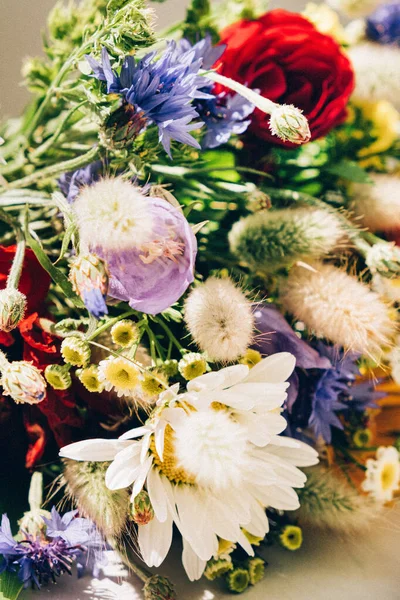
[351,174,400,232]
[184,277,254,362]
[281,262,394,358]
[296,466,380,533]
[63,459,130,537]
[229,208,344,272]
[348,43,400,105]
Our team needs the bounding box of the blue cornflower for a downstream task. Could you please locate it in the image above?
[366,2,400,46]
[0,508,101,589]
[254,306,384,444]
[86,37,254,154]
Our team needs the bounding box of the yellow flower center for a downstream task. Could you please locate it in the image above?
[381,462,397,491]
[149,425,196,485]
[104,359,139,390]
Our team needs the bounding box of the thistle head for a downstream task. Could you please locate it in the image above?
[0,351,46,405]
[69,253,109,318]
[269,104,311,145]
[0,288,27,332]
[143,575,177,600]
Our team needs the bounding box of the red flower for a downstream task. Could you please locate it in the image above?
[0,245,50,314]
[217,9,354,146]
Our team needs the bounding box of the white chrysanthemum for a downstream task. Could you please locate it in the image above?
[348,43,400,105]
[73,178,154,251]
[281,262,394,358]
[174,410,249,490]
[184,277,254,363]
[60,353,318,582]
[351,174,400,232]
[327,0,382,18]
[362,446,400,503]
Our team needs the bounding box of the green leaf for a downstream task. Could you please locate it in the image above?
[24,210,85,309]
[0,571,23,600]
[325,160,372,184]
[56,222,78,263]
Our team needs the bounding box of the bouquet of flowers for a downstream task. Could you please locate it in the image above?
[0,0,400,597]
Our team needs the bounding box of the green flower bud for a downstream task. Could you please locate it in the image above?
[0,289,27,332]
[44,364,72,390]
[143,575,176,600]
[161,359,179,378]
[0,351,46,405]
[204,557,233,581]
[178,353,208,381]
[353,428,373,448]
[279,525,303,551]
[226,567,250,593]
[131,490,154,525]
[61,336,91,367]
[247,557,265,585]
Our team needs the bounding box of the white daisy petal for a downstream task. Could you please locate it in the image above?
[182,539,207,581]
[245,352,296,383]
[131,455,153,499]
[105,444,141,490]
[257,484,300,510]
[118,425,151,441]
[138,514,173,568]
[268,440,319,467]
[154,423,167,462]
[147,467,168,523]
[59,438,131,461]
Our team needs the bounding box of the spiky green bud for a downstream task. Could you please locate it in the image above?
[226,567,250,593]
[61,336,91,367]
[131,490,154,525]
[44,364,72,390]
[143,575,176,600]
[229,208,343,272]
[178,353,208,381]
[0,289,27,332]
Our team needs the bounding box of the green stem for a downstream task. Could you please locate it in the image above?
[337,446,367,471]
[30,100,88,161]
[0,208,26,290]
[2,146,100,191]
[153,316,184,352]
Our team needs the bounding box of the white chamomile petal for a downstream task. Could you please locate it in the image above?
[182,539,207,582]
[131,454,153,499]
[147,467,168,523]
[268,439,319,467]
[138,513,173,568]
[119,425,152,441]
[105,444,141,490]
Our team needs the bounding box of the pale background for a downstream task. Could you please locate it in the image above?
[0,0,306,118]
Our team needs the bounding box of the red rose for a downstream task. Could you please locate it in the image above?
[217,9,354,146]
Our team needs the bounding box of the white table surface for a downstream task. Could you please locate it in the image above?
[23,504,400,600]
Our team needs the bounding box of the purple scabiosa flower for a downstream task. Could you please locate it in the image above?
[366,2,400,46]
[0,508,101,589]
[254,306,385,443]
[58,161,103,204]
[73,178,197,315]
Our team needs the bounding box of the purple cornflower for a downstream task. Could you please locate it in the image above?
[254,305,384,443]
[0,508,101,589]
[366,2,400,46]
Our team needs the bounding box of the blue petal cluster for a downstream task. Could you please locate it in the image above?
[254,306,384,444]
[86,37,254,155]
[366,2,400,45]
[0,508,101,588]
[58,160,103,203]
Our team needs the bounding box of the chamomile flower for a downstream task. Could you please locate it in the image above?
[111,320,139,348]
[44,364,72,390]
[61,336,91,367]
[60,353,318,581]
[362,446,400,503]
[240,349,262,368]
[279,525,303,550]
[178,353,208,381]
[98,356,140,398]
[77,365,105,393]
